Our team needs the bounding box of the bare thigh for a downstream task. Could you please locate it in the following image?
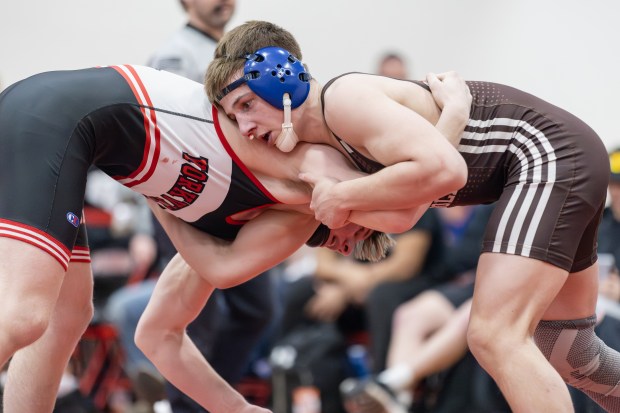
[471,253,568,335]
[0,238,66,320]
[543,262,598,320]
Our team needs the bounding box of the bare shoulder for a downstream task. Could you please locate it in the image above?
[322,74,419,147]
[324,73,423,104]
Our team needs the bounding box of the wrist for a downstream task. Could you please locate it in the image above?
[331,180,357,212]
[441,104,469,126]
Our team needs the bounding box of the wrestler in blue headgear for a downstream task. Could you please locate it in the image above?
[218,46,311,152]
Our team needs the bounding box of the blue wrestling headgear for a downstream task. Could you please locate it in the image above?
[218,46,311,109]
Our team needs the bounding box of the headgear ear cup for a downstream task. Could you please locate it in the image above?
[244,47,311,109]
[218,47,311,109]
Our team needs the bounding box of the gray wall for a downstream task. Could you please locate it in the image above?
[1,0,619,148]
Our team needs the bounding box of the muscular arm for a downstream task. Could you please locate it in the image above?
[324,76,467,211]
[219,109,428,233]
[149,201,319,288]
[135,254,250,413]
[135,254,271,413]
[304,75,468,228]
[136,206,317,412]
[295,143,431,232]
[426,71,472,148]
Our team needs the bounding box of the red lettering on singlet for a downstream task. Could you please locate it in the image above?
[182,153,208,171]
[151,152,210,211]
[168,186,198,204]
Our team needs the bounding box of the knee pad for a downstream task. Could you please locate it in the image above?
[534,315,620,411]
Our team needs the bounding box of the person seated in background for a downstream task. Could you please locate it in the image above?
[341,205,499,413]
[342,187,620,413]
[275,208,446,412]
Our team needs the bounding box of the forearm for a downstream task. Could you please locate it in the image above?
[300,144,453,210]
[425,71,471,148]
[348,204,430,234]
[135,254,248,412]
[434,105,469,148]
[149,332,248,413]
[333,162,459,212]
[151,203,318,288]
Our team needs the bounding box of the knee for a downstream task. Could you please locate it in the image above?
[392,302,418,330]
[0,308,51,350]
[64,301,95,335]
[466,315,506,364]
[533,316,602,384]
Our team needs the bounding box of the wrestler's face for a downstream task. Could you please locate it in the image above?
[219,79,285,148]
[325,223,373,256]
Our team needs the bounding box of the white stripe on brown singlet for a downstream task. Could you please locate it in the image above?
[460,117,556,256]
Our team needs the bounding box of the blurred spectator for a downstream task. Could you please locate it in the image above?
[340,205,505,413]
[275,209,445,412]
[343,171,620,413]
[597,148,620,267]
[375,52,409,79]
[147,0,234,83]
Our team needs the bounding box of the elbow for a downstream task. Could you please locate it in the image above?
[209,276,238,290]
[177,257,237,290]
[134,317,158,360]
[448,155,468,191]
[433,152,468,195]
[135,315,177,362]
[385,211,421,233]
[196,266,244,290]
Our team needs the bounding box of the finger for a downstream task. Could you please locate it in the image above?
[426,72,439,85]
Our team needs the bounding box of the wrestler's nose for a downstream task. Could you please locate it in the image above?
[237,117,256,139]
[336,238,354,256]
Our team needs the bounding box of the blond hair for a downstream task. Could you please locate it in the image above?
[205,20,303,105]
[354,232,395,262]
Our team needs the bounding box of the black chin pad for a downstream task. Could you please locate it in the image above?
[306,224,330,247]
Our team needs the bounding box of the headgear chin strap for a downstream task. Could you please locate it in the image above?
[274,93,299,152]
[218,46,311,109]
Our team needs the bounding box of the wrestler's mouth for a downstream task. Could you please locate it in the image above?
[261,132,273,146]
